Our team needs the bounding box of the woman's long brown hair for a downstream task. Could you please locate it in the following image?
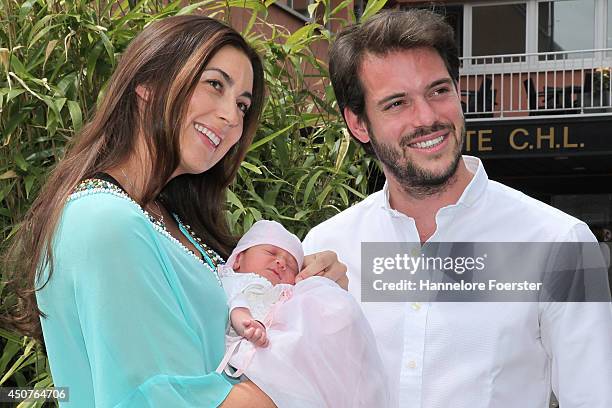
[1,15,265,342]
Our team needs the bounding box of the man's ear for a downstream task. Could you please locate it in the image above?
[233,252,243,271]
[343,107,370,144]
[135,85,151,101]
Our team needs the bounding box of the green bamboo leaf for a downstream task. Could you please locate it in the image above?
[330,0,353,17]
[0,341,20,375]
[248,124,292,152]
[9,55,28,78]
[29,13,58,39]
[316,183,333,207]
[263,183,281,206]
[294,172,310,201]
[98,31,116,64]
[86,42,105,89]
[0,338,36,385]
[303,169,324,204]
[0,181,16,202]
[67,100,83,131]
[240,161,262,174]
[242,7,259,36]
[26,148,56,161]
[249,207,262,221]
[176,0,219,15]
[341,183,366,199]
[18,0,37,19]
[0,327,22,343]
[6,223,21,241]
[294,209,310,220]
[360,0,388,21]
[28,24,62,49]
[161,0,185,13]
[286,24,317,47]
[243,212,254,231]
[113,0,143,18]
[14,153,28,171]
[229,208,245,231]
[336,185,349,206]
[226,0,267,12]
[24,175,36,199]
[273,136,289,166]
[46,112,58,136]
[6,89,26,102]
[226,189,244,210]
[41,96,63,126]
[57,73,77,97]
[54,97,67,113]
[308,3,319,18]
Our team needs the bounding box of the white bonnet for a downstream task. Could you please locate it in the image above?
[224,220,304,271]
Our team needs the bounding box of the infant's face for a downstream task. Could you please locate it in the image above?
[233,244,299,285]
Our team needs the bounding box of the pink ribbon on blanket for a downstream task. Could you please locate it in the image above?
[216,288,293,377]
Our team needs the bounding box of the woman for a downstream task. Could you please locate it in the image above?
[2,15,346,407]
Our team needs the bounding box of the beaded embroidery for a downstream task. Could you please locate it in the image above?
[69,178,223,286]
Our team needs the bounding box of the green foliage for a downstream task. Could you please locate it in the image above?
[0,0,382,398]
[230,6,376,237]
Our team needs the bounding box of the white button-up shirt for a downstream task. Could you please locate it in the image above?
[303,156,612,408]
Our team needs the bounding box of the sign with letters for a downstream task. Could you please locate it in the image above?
[464,117,612,158]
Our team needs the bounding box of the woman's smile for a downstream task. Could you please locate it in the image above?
[194,122,221,148]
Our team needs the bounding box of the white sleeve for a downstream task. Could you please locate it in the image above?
[220,270,271,312]
[220,274,252,312]
[540,223,612,407]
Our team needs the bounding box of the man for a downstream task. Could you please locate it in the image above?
[302,9,612,407]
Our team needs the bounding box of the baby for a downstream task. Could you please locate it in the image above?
[221,220,304,348]
[216,220,390,408]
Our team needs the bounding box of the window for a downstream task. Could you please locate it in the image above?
[608,0,612,47]
[538,0,595,52]
[472,3,527,56]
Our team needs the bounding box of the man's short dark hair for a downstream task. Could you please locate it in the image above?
[329,9,459,149]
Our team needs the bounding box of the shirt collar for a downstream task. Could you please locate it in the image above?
[380,155,488,212]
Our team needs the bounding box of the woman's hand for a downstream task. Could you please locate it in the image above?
[295,250,348,290]
[220,380,276,407]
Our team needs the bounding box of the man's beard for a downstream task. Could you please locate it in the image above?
[367,120,464,197]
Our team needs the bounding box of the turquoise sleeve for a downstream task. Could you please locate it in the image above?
[51,195,232,407]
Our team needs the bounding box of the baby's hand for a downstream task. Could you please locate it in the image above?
[242,319,269,347]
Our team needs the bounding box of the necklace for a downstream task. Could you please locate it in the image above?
[120,167,164,224]
[176,216,225,269]
[148,201,165,224]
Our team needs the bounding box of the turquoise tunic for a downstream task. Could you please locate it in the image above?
[36,181,233,407]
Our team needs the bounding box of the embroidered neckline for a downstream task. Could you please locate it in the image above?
[69,178,223,286]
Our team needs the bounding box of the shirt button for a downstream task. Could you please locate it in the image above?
[411,303,421,311]
[406,360,417,369]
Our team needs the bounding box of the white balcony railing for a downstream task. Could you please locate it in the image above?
[459,49,612,120]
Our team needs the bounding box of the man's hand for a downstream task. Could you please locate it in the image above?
[241,319,269,347]
[296,250,348,290]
